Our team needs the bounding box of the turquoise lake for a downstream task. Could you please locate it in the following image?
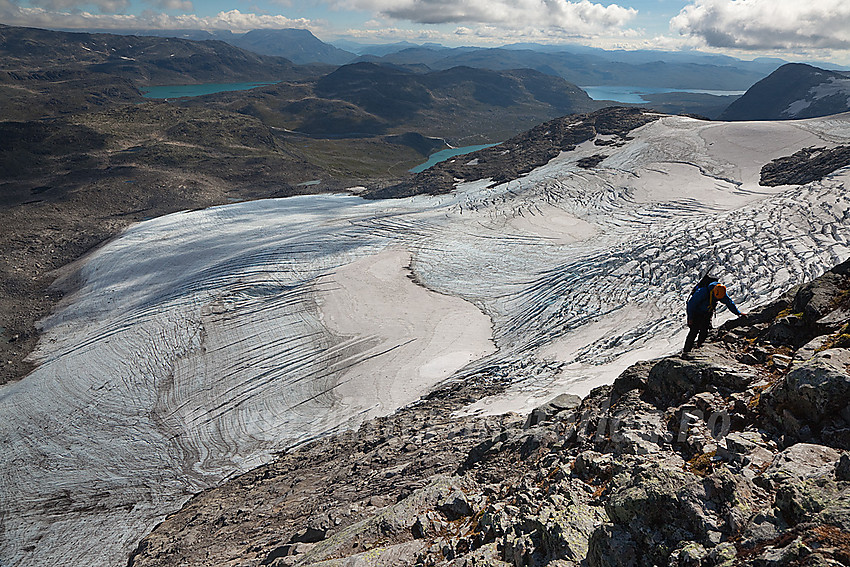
[581,86,746,104]
[140,82,275,99]
[410,144,499,173]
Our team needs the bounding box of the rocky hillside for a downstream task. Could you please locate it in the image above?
[87,27,357,65]
[719,63,850,121]
[0,24,311,85]
[128,258,850,565]
[177,62,602,142]
[365,106,658,198]
[0,24,320,121]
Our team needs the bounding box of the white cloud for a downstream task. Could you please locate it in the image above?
[343,20,643,48]
[335,0,637,34]
[0,4,313,32]
[672,0,850,50]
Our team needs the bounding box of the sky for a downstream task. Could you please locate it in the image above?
[2,0,850,65]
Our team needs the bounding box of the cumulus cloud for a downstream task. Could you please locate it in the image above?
[0,3,312,31]
[335,0,637,34]
[344,20,641,48]
[672,0,850,50]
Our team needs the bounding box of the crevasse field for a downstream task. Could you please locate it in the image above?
[2,113,850,566]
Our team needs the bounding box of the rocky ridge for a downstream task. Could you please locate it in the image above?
[129,259,850,566]
[760,145,850,187]
[364,107,658,199]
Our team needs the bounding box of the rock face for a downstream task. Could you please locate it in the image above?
[719,63,850,121]
[129,260,850,566]
[760,145,850,187]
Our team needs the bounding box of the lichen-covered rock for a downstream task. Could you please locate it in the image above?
[757,443,850,532]
[605,458,717,547]
[605,401,667,455]
[535,501,607,564]
[716,431,774,469]
[837,453,850,482]
[761,444,841,488]
[780,349,850,425]
[524,393,582,428]
[667,542,707,567]
[586,524,638,567]
[792,269,850,321]
[644,352,757,406]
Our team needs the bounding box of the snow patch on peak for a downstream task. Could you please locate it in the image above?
[785,98,813,117]
[783,76,850,118]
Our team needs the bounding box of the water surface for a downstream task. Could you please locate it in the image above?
[410,144,499,173]
[141,82,275,99]
[581,86,746,104]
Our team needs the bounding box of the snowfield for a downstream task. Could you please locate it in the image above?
[2,113,850,566]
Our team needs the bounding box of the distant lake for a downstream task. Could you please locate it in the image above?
[410,144,499,173]
[581,86,746,104]
[140,82,275,99]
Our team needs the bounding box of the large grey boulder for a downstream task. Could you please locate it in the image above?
[535,501,607,564]
[586,524,638,567]
[644,352,758,406]
[758,443,849,531]
[761,443,841,486]
[792,269,849,321]
[781,349,850,424]
[524,393,582,428]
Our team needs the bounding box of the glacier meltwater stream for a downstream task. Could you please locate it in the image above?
[2,114,850,566]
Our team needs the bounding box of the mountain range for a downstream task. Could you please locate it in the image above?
[72,26,783,90]
[355,45,773,90]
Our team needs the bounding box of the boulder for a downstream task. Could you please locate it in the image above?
[644,353,757,406]
[605,460,717,545]
[668,542,707,567]
[586,524,638,567]
[536,502,607,564]
[437,490,473,520]
[794,335,830,363]
[837,453,850,482]
[792,271,847,321]
[605,403,667,455]
[762,443,841,486]
[780,349,850,424]
[716,431,775,470]
[524,393,582,428]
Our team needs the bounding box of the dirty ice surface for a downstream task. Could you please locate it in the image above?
[3,114,850,566]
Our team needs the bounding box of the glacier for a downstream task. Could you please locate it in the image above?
[1,113,850,566]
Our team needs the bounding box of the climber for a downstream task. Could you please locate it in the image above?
[682,275,745,358]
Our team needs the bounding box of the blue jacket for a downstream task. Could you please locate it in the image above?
[687,281,741,319]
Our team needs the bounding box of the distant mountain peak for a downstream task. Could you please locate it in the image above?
[720,62,850,121]
[232,28,355,65]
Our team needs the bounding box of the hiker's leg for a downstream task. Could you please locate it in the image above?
[683,325,699,353]
[696,318,709,347]
[697,313,711,348]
